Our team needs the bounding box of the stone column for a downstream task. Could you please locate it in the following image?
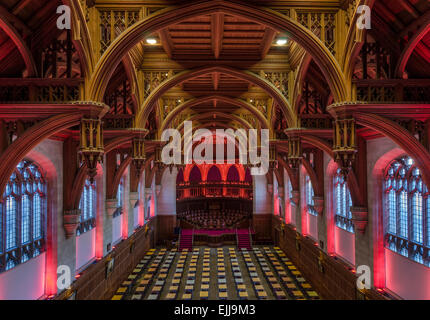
[144,188,152,221]
[129,191,139,233]
[104,199,117,253]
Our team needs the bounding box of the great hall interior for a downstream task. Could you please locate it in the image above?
[0,0,430,301]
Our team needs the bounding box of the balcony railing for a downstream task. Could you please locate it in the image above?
[354,79,430,103]
[177,181,253,200]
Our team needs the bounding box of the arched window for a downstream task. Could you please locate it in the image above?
[77,179,96,236]
[384,156,430,266]
[189,166,202,183]
[117,179,123,209]
[207,166,222,182]
[334,169,354,233]
[114,178,124,219]
[227,166,240,182]
[305,174,317,216]
[1,160,46,272]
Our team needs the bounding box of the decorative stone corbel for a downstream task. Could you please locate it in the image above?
[145,188,152,200]
[63,209,81,238]
[129,192,139,208]
[267,183,273,195]
[155,185,161,196]
[106,199,118,217]
[313,196,324,216]
[351,206,368,234]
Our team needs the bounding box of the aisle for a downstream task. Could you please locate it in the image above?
[111,246,320,300]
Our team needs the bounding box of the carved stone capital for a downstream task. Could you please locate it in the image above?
[63,209,81,239]
[106,199,118,217]
[155,185,162,196]
[351,206,368,234]
[129,192,139,208]
[145,188,152,200]
[267,183,273,195]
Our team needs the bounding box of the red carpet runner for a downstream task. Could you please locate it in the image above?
[179,229,193,251]
[236,229,252,250]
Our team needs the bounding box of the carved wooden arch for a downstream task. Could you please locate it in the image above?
[276,154,299,191]
[107,156,132,199]
[143,154,156,188]
[159,95,269,135]
[354,112,430,188]
[395,22,430,78]
[342,0,371,82]
[179,122,250,158]
[301,134,334,158]
[266,170,274,185]
[273,166,284,189]
[67,0,95,77]
[136,65,296,128]
[301,157,323,197]
[89,0,347,105]
[292,53,313,114]
[301,133,364,207]
[0,113,82,196]
[175,111,254,132]
[121,55,141,113]
[0,13,37,77]
[69,135,136,209]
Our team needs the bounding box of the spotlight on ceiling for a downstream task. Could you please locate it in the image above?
[146,38,157,45]
[276,38,288,46]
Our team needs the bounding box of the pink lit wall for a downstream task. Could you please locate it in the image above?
[0,253,46,300]
[76,228,96,271]
[334,226,355,265]
[385,249,430,300]
[112,214,123,244]
[307,213,318,240]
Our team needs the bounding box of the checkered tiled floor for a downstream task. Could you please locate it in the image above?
[111,246,320,300]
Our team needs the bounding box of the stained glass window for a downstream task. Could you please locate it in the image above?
[77,179,96,236]
[117,180,123,208]
[305,174,317,216]
[334,169,354,233]
[114,179,124,218]
[1,160,46,272]
[384,156,430,266]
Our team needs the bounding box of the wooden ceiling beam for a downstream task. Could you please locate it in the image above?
[400,9,430,38]
[11,0,32,15]
[398,0,420,19]
[375,2,405,32]
[158,29,173,59]
[212,72,220,91]
[260,29,276,59]
[0,4,31,36]
[211,13,224,59]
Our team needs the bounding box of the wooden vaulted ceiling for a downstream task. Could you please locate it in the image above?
[0,0,62,76]
[159,13,277,62]
[138,12,288,132]
[372,0,430,77]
